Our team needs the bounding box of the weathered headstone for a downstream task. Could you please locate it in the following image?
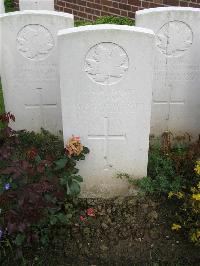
[19,0,54,11]
[0,11,73,133]
[58,25,155,197]
[0,0,5,14]
[136,7,200,139]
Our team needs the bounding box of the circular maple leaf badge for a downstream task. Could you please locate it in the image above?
[16,24,54,61]
[156,20,193,57]
[84,42,129,85]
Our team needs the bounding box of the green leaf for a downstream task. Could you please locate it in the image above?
[50,215,57,225]
[66,213,73,219]
[14,234,25,246]
[71,168,79,174]
[68,180,81,195]
[40,234,49,246]
[83,147,90,154]
[35,155,42,164]
[60,173,71,186]
[56,213,68,224]
[54,158,68,170]
[73,175,83,183]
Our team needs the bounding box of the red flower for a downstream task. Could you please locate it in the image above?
[80,215,85,221]
[86,208,95,217]
[0,112,15,123]
[26,148,38,160]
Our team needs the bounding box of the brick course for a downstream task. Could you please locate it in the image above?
[13,0,200,21]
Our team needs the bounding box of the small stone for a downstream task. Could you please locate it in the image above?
[107,208,112,214]
[100,244,109,251]
[147,210,158,221]
[101,223,109,230]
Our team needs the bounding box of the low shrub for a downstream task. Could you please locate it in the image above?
[75,16,134,27]
[4,0,15,12]
[134,133,200,195]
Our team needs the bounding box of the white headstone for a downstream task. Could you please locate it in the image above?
[0,0,5,14]
[136,7,200,139]
[58,25,155,198]
[0,11,74,134]
[19,0,54,11]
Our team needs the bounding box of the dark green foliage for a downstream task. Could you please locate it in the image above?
[4,0,15,12]
[75,16,134,27]
[17,128,64,158]
[95,16,134,25]
[74,20,92,27]
[0,113,89,260]
[134,136,200,195]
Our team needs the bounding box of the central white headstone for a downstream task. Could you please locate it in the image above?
[136,7,200,139]
[0,0,5,14]
[0,11,73,134]
[58,25,155,198]
[19,0,54,11]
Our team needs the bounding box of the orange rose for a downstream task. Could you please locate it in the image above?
[66,135,83,157]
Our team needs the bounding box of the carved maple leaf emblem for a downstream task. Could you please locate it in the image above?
[156,21,193,57]
[17,25,54,60]
[85,43,129,85]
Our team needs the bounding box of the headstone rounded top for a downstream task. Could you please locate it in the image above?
[58,24,154,38]
[136,7,200,17]
[0,10,74,20]
[19,0,54,11]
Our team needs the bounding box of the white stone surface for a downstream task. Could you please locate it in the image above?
[19,0,54,11]
[0,0,5,14]
[136,7,200,139]
[58,25,155,198]
[0,11,73,134]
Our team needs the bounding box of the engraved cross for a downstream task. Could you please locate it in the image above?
[153,100,185,121]
[88,117,126,170]
[25,88,57,128]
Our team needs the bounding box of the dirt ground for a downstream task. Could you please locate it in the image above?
[27,196,200,265]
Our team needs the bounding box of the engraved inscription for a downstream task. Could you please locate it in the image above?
[156,21,193,57]
[84,42,129,85]
[17,24,54,61]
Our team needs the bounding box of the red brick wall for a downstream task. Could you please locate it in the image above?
[13,0,200,21]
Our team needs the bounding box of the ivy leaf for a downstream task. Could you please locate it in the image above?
[14,234,25,246]
[35,155,42,164]
[50,215,57,225]
[56,213,68,224]
[68,180,81,195]
[73,175,83,183]
[71,168,79,174]
[60,174,71,186]
[83,147,90,154]
[54,158,68,170]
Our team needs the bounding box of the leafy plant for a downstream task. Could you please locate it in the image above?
[75,16,134,27]
[0,113,89,259]
[133,132,200,245]
[134,133,199,195]
[4,0,15,12]
[95,16,134,25]
[168,160,200,246]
